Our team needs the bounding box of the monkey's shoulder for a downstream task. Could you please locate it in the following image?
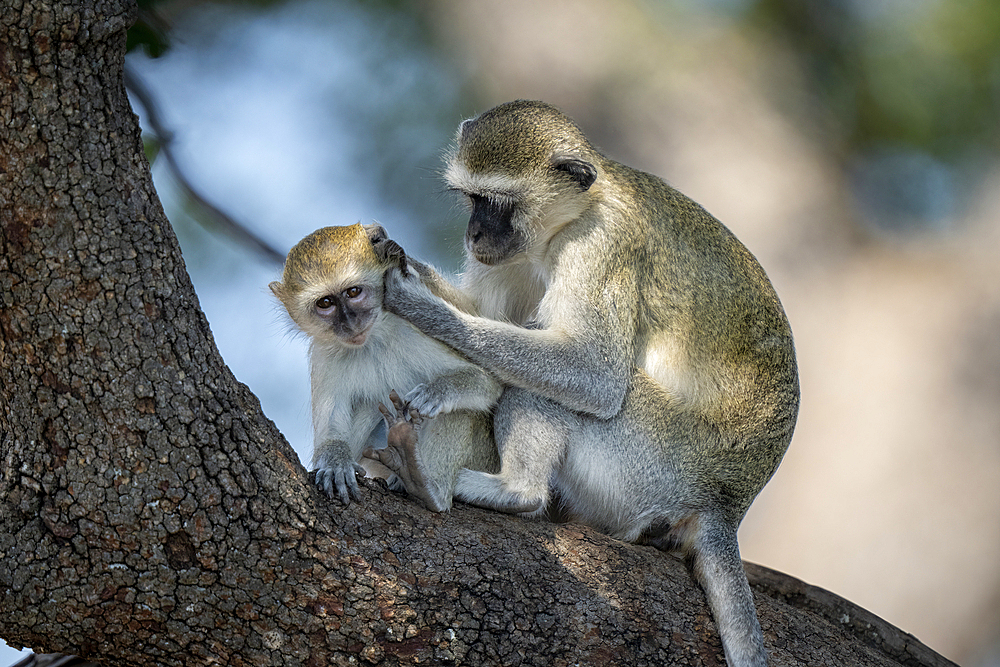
[596,165,779,293]
[598,162,728,238]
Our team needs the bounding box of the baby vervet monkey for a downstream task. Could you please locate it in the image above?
[269,223,500,511]
[375,101,800,667]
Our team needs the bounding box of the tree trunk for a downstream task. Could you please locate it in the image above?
[0,2,958,666]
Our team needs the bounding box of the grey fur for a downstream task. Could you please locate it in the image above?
[383,100,799,666]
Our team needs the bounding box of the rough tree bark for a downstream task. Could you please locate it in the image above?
[0,2,958,666]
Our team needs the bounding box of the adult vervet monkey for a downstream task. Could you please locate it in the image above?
[269,223,500,511]
[376,100,800,667]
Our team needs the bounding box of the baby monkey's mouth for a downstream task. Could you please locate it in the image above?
[345,327,372,346]
[342,320,375,347]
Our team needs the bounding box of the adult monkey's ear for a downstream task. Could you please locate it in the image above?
[553,157,597,191]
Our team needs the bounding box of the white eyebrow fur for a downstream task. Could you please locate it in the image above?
[443,161,532,196]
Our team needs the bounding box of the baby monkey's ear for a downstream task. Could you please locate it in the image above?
[364,222,389,245]
[377,240,408,272]
[367,223,408,272]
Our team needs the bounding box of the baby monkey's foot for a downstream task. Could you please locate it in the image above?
[366,391,450,513]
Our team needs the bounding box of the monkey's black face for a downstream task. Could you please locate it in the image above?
[313,284,380,346]
[465,194,527,265]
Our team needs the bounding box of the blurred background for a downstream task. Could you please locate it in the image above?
[7,0,999,664]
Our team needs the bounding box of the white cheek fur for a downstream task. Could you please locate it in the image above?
[308,314,476,456]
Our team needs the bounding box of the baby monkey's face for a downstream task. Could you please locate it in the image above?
[270,223,396,348]
[303,278,383,347]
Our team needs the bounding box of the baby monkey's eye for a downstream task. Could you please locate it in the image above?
[343,286,363,299]
[315,295,336,311]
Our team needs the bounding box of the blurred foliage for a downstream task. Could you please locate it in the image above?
[662,0,997,233]
[128,0,1000,159]
[126,0,438,58]
[141,135,161,165]
[126,0,171,57]
[746,0,1000,231]
[126,0,999,236]
[750,0,1000,160]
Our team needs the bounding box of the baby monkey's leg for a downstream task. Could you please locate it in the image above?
[367,391,452,513]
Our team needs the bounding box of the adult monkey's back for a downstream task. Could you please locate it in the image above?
[383,100,800,667]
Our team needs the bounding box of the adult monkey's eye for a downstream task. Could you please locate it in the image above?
[316,295,336,310]
[343,286,363,299]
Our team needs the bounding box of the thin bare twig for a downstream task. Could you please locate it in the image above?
[124,64,286,265]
